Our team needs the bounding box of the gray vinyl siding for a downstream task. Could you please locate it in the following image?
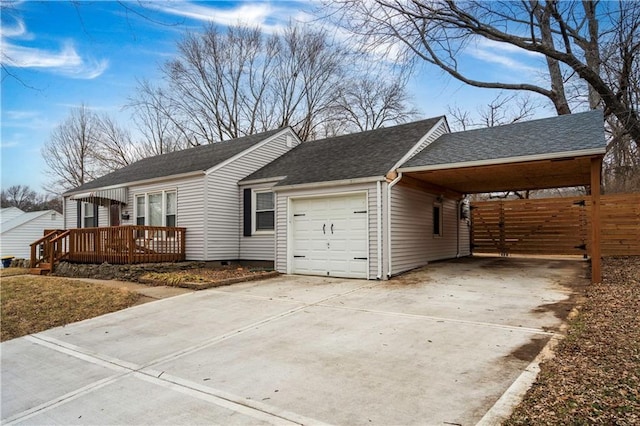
[1,212,64,259]
[98,206,109,227]
[274,182,381,279]
[63,200,108,229]
[459,218,471,257]
[389,183,461,276]
[239,182,277,260]
[206,130,295,261]
[128,175,205,260]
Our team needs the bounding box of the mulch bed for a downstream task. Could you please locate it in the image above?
[506,256,640,425]
[138,266,279,289]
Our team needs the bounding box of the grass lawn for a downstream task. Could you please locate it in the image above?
[1,275,140,342]
[0,268,31,277]
[506,257,640,424]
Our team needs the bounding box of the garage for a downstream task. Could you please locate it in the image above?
[290,193,368,279]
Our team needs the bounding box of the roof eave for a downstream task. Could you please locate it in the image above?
[63,170,206,197]
[273,176,386,192]
[238,176,287,186]
[398,147,606,173]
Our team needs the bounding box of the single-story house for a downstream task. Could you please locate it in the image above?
[62,110,606,280]
[1,207,64,259]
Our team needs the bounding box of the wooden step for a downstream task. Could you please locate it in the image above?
[30,263,52,275]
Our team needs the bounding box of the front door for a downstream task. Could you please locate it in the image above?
[110,202,121,226]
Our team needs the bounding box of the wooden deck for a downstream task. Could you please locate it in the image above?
[30,226,186,272]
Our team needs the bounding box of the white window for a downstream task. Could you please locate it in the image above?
[433,202,443,237]
[136,196,145,225]
[83,202,96,228]
[254,191,274,232]
[135,191,177,227]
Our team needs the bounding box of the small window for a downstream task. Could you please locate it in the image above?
[136,196,145,226]
[255,191,274,232]
[83,202,96,228]
[166,192,176,227]
[433,203,443,237]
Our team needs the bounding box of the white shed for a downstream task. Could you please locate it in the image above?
[0,208,64,260]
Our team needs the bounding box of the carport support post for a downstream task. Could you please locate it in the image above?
[590,157,602,284]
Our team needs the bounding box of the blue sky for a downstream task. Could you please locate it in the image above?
[1,0,553,193]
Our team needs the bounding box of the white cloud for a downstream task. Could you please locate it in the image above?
[150,2,273,26]
[1,16,108,79]
[4,110,40,121]
[0,16,29,38]
[0,140,20,149]
[467,39,543,75]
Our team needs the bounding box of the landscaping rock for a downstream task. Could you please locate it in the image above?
[53,261,206,282]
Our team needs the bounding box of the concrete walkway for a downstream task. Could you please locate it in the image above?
[65,277,193,304]
[1,257,587,425]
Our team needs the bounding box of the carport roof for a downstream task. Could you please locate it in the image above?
[402,110,606,169]
[241,117,443,187]
[399,110,606,193]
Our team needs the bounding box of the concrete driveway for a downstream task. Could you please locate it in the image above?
[1,257,587,425]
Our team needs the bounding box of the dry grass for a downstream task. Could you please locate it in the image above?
[506,257,640,425]
[1,275,140,342]
[0,268,30,277]
[139,266,274,286]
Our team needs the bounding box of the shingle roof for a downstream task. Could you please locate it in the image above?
[65,128,286,194]
[242,117,443,186]
[402,110,605,169]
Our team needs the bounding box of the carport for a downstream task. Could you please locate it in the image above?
[396,110,607,283]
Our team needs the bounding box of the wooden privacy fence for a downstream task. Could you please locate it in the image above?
[471,193,640,257]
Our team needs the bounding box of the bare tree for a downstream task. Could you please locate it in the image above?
[162,25,279,143]
[328,0,640,152]
[447,93,537,131]
[94,113,140,172]
[41,104,102,193]
[1,185,36,210]
[334,68,419,132]
[134,23,418,144]
[127,80,191,156]
[0,185,62,212]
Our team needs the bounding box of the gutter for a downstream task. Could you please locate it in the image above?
[273,176,385,192]
[386,172,403,278]
[456,200,460,258]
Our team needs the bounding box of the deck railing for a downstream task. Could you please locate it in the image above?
[31,226,186,269]
[67,225,186,264]
[30,229,67,268]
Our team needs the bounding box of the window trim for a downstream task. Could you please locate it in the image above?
[134,190,177,228]
[433,201,443,238]
[252,190,275,234]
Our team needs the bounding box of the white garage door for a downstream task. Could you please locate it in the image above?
[290,193,368,279]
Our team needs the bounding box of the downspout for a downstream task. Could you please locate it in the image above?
[376,180,382,279]
[456,200,460,258]
[387,172,403,278]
